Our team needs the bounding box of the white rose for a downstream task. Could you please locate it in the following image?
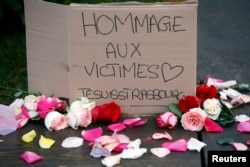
[203,98,221,120]
[67,97,94,129]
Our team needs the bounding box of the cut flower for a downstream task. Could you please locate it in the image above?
[155,111,178,129]
[44,111,68,131]
[91,101,121,123]
[181,108,206,132]
[203,98,221,120]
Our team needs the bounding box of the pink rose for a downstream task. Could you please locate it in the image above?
[155,111,178,129]
[181,108,206,131]
[44,111,68,131]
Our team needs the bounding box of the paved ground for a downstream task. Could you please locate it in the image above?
[197,0,250,83]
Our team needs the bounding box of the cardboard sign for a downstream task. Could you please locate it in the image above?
[24,0,198,116]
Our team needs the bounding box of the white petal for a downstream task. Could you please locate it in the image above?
[222,88,241,99]
[187,138,207,152]
[127,138,141,149]
[101,154,122,167]
[235,114,250,122]
[150,148,170,158]
[61,137,83,148]
[121,148,147,159]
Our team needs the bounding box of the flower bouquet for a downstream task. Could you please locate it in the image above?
[156,76,250,132]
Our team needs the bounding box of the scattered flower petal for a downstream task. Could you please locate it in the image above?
[231,142,248,151]
[112,133,131,144]
[90,142,111,158]
[150,148,170,158]
[101,154,122,167]
[20,151,43,164]
[187,138,207,152]
[61,137,84,148]
[152,132,172,140]
[237,121,250,133]
[122,117,147,128]
[22,130,36,143]
[247,140,250,146]
[39,135,55,149]
[204,117,223,133]
[161,139,187,152]
[235,114,250,123]
[107,123,126,132]
[231,94,250,105]
[127,138,141,149]
[217,138,234,145]
[222,88,241,99]
[113,143,129,152]
[121,148,147,159]
[81,127,103,142]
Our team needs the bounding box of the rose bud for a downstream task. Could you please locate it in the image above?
[155,111,178,129]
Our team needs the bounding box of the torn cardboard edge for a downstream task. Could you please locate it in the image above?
[24,0,198,116]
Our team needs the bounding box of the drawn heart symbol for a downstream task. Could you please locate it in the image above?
[161,62,184,83]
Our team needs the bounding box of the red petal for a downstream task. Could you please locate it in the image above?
[81,127,103,142]
[113,143,129,152]
[204,117,223,133]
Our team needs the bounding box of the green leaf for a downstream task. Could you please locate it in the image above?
[167,103,183,118]
[220,101,234,118]
[14,90,23,97]
[216,102,234,127]
[217,138,234,145]
[233,83,250,92]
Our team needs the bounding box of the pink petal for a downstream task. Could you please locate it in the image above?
[81,127,103,142]
[107,123,126,132]
[204,117,223,133]
[161,139,187,152]
[237,121,250,133]
[122,117,147,128]
[20,151,43,164]
[112,133,131,143]
[231,142,248,151]
[247,140,250,146]
[152,132,172,140]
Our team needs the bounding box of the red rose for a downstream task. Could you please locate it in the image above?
[196,84,217,104]
[91,101,121,123]
[178,95,200,113]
